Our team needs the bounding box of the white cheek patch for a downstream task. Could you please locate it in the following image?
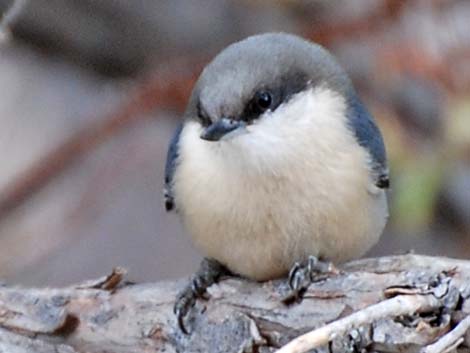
[253,86,349,140]
[218,86,357,173]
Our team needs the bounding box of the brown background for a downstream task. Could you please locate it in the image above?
[0,0,469,286]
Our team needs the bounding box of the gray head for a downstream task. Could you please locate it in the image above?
[185,32,353,141]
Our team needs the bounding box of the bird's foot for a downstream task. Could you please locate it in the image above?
[282,255,339,304]
[174,258,229,334]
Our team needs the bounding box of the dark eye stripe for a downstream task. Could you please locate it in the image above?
[241,71,309,123]
[196,101,211,127]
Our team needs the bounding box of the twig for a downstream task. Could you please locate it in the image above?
[421,315,470,353]
[276,294,442,353]
[0,0,27,39]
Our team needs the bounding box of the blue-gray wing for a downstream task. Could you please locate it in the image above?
[347,92,389,188]
[164,123,184,211]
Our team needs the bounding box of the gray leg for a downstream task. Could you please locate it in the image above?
[174,258,230,334]
[283,255,339,304]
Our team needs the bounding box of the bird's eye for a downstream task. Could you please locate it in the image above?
[253,91,272,112]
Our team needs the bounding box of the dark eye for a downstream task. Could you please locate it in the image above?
[253,91,272,112]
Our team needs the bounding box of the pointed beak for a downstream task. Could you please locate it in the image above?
[200,118,246,141]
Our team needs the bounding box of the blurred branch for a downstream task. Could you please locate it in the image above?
[0,0,27,40]
[0,255,470,352]
[0,60,201,222]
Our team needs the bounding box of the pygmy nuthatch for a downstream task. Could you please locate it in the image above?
[164,32,389,332]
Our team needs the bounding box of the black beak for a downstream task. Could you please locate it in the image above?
[200,118,245,141]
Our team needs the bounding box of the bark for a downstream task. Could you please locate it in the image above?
[1,255,470,353]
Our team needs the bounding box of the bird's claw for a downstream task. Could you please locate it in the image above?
[173,258,228,334]
[283,255,339,304]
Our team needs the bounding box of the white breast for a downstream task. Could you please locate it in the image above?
[173,87,388,280]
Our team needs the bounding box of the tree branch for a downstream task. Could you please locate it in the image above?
[277,294,443,353]
[421,316,470,353]
[1,254,470,353]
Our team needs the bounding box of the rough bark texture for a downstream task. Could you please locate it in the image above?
[1,255,470,353]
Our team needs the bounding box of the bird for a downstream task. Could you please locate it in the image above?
[164,32,389,333]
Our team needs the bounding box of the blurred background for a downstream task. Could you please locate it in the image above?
[0,0,469,287]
